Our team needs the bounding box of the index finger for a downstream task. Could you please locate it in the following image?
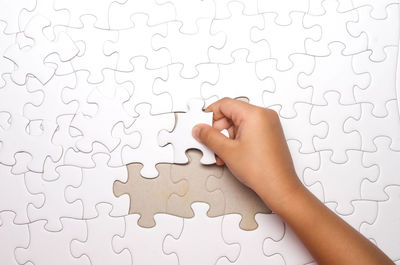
[205,97,251,125]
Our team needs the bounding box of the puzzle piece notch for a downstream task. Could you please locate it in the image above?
[167,149,224,218]
[108,0,175,29]
[112,213,183,265]
[159,98,216,165]
[209,1,269,64]
[113,163,187,228]
[70,203,131,265]
[157,0,216,34]
[325,200,378,231]
[214,0,258,19]
[206,166,271,231]
[54,0,120,29]
[4,15,79,85]
[352,0,400,19]
[65,153,130,219]
[121,103,175,178]
[258,0,310,25]
[163,202,240,265]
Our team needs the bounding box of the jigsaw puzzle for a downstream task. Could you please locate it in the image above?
[1,0,400,264]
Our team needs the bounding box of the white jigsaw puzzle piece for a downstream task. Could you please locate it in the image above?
[348,4,400,62]
[251,12,320,70]
[298,42,370,105]
[303,0,368,56]
[352,46,399,117]
[209,1,269,64]
[4,15,78,85]
[304,150,378,215]
[310,91,361,163]
[64,153,130,219]
[158,98,216,165]
[257,54,315,118]
[361,137,400,200]
[152,19,224,78]
[163,202,240,265]
[25,166,83,232]
[15,218,90,265]
[344,99,400,151]
[0,164,44,224]
[203,49,271,107]
[121,103,175,178]
[113,213,183,265]
[104,14,171,71]
[154,63,218,112]
[263,223,314,265]
[70,203,131,265]
[218,213,286,265]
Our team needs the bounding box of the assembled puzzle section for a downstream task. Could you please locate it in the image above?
[1,0,400,264]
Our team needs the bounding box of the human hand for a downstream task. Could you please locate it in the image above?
[192,98,303,212]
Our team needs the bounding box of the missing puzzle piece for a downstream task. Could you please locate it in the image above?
[113,163,187,228]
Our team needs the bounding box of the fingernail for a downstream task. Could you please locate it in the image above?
[192,125,201,140]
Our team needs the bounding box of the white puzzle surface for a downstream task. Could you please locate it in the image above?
[1,0,400,264]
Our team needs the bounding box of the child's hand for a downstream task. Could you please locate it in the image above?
[192,97,302,212]
[194,98,394,265]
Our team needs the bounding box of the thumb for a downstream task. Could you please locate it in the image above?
[192,124,233,159]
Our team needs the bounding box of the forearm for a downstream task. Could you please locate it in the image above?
[259,182,394,265]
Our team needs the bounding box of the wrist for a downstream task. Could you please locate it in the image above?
[254,174,308,215]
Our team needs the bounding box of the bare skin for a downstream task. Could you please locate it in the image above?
[192,97,394,265]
